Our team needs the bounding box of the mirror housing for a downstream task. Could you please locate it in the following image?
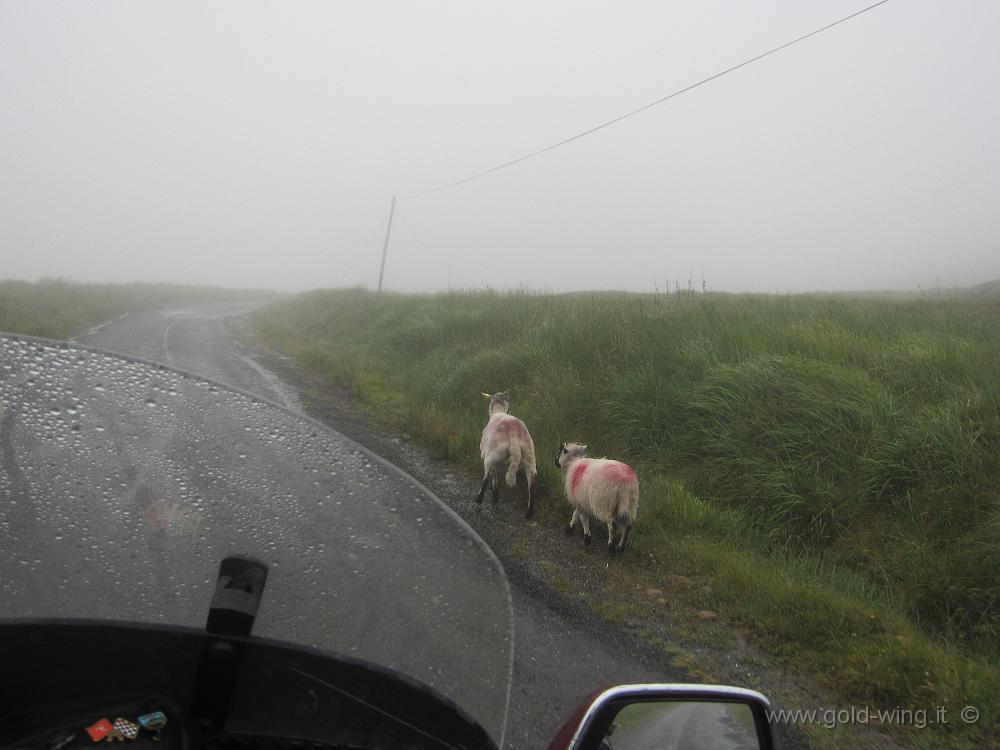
[546,684,777,750]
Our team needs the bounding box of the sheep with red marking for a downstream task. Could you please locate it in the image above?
[554,442,638,555]
[477,391,538,517]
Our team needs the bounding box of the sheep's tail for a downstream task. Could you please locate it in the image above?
[505,440,522,487]
[616,481,640,523]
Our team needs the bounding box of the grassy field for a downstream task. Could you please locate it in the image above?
[253,287,1000,748]
[0,278,275,339]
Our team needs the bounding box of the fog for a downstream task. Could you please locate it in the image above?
[1,1,997,294]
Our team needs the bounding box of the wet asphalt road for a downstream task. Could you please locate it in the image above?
[34,302,685,749]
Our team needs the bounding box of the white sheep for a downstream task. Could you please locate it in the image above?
[555,442,639,555]
[477,391,538,517]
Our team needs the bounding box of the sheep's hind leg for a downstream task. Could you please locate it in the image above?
[607,521,617,556]
[524,472,534,518]
[566,508,580,535]
[476,469,492,503]
[617,521,633,554]
[579,514,593,546]
[490,471,500,503]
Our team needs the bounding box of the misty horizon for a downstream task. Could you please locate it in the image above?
[2,1,997,295]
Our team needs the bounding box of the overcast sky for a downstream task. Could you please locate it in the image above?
[1,1,997,293]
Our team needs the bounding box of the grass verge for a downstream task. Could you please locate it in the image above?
[252,288,998,748]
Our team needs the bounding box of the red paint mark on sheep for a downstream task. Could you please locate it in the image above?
[570,463,589,495]
[498,417,527,439]
[604,463,638,485]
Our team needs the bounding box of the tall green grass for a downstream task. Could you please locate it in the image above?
[0,278,276,339]
[253,288,1000,746]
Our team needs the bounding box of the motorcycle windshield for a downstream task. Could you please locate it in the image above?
[0,334,513,745]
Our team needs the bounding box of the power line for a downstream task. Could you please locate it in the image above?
[398,0,892,202]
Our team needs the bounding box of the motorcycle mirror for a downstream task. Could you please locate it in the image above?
[547,684,777,750]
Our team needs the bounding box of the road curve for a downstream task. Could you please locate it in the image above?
[69,301,300,408]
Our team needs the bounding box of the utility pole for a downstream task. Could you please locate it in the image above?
[377,195,397,293]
